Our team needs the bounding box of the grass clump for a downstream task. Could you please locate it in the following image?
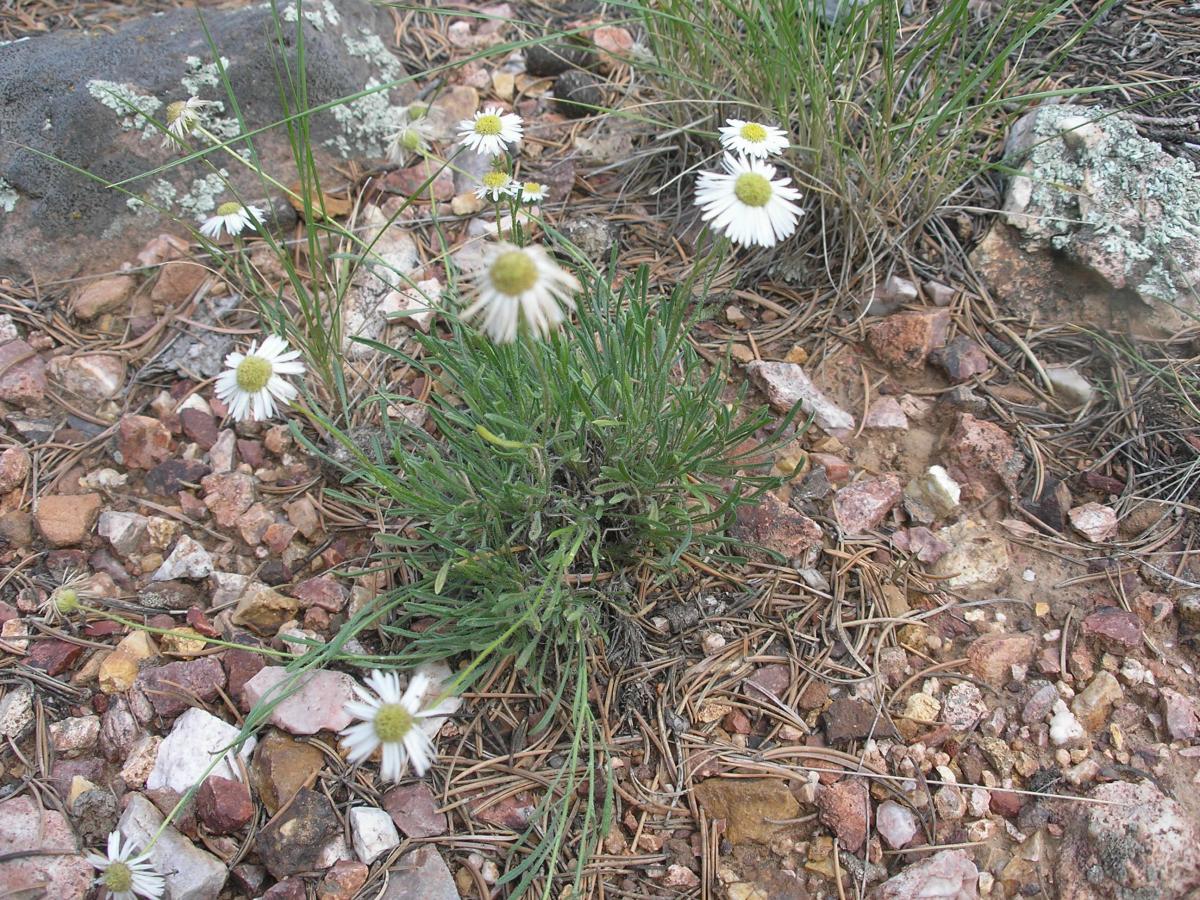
[310,266,799,893]
[636,0,1113,282]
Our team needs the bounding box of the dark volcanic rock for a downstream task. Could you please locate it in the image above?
[255,788,339,878]
[0,0,413,280]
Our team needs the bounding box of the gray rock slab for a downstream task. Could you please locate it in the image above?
[0,0,413,280]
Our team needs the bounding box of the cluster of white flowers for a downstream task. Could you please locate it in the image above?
[695,117,803,248]
[455,106,580,344]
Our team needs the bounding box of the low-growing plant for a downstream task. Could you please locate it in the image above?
[304,266,802,893]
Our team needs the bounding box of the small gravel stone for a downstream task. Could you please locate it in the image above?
[146,707,252,793]
[383,783,448,838]
[120,792,228,899]
[554,69,603,118]
[151,535,214,581]
[1069,501,1118,542]
[197,775,254,834]
[350,806,401,864]
[876,799,918,849]
[816,778,869,852]
[34,493,101,547]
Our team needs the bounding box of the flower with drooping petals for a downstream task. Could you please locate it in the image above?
[199,201,265,240]
[163,97,214,145]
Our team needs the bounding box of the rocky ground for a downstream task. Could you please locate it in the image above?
[2,2,1200,900]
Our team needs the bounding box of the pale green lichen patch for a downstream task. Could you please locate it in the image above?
[0,179,18,213]
[87,80,162,139]
[280,0,341,31]
[178,172,230,219]
[1006,104,1200,306]
[327,28,407,158]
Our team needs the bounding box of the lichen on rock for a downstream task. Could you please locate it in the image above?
[0,178,17,213]
[86,79,162,139]
[1002,103,1200,329]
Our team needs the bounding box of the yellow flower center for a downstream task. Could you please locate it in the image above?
[374,703,415,743]
[474,114,503,136]
[399,128,423,151]
[734,172,772,207]
[166,100,189,124]
[103,861,134,893]
[522,182,542,195]
[740,122,768,143]
[54,588,80,615]
[482,171,510,190]
[407,104,428,119]
[216,201,243,217]
[235,355,273,393]
[489,250,539,296]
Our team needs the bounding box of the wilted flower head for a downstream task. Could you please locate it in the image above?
[41,569,95,625]
[462,242,579,344]
[163,97,213,145]
[214,334,306,422]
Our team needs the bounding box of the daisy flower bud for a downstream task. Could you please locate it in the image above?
[200,201,265,240]
[387,106,435,164]
[718,118,789,158]
[214,334,306,422]
[694,153,803,248]
[462,242,579,344]
[458,106,523,156]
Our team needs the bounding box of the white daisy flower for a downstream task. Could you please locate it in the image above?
[694,153,804,248]
[86,831,164,900]
[475,170,518,201]
[199,201,265,240]
[340,669,454,781]
[718,118,789,158]
[387,106,436,164]
[214,334,306,422]
[458,106,523,156]
[462,242,579,344]
[518,181,548,203]
[163,97,214,145]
